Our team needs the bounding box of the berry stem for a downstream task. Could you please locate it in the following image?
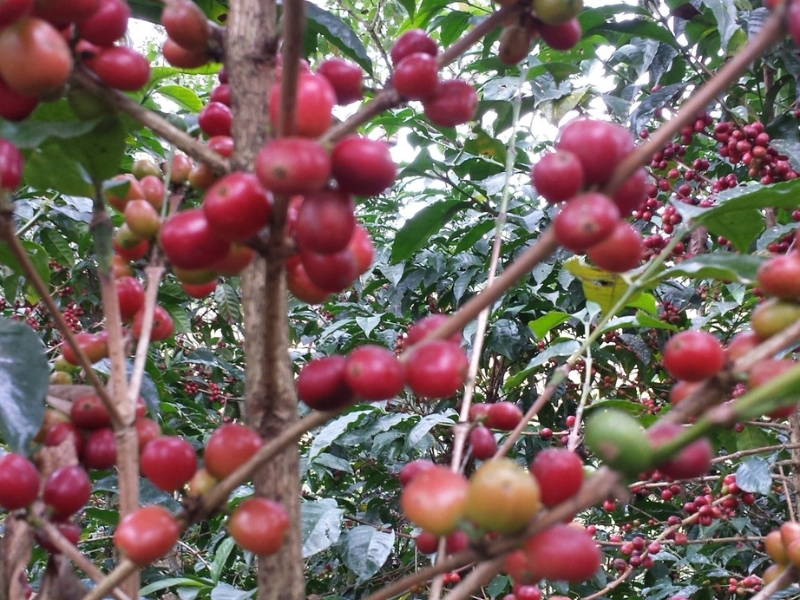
[81,559,138,600]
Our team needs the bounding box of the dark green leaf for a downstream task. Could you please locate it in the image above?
[25,145,93,197]
[306,3,373,74]
[596,19,679,48]
[68,116,128,182]
[302,498,344,558]
[642,253,765,287]
[406,412,456,450]
[211,538,236,584]
[700,0,739,51]
[342,526,395,581]
[529,311,572,339]
[735,457,772,495]
[391,200,469,263]
[0,318,48,455]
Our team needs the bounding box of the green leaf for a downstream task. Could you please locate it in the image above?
[155,85,205,113]
[0,118,101,149]
[210,583,256,600]
[0,318,48,455]
[0,241,52,297]
[343,525,395,581]
[406,412,456,450]
[38,229,75,268]
[391,200,469,264]
[306,3,373,74]
[211,538,236,584]
[595,19,679,48]
[691,179,800,251]
[68,116,128,182]
[584,399,652,417]
[735,457,772,495]
[735,424,773,452]
[25,145,93,197]
[140,578,211,597]
[700,0,739,51]
[214,283,241,324]
[309,409,372,459]
[302,498,344,558]
[641,253,765,287]
[529,311,572,339]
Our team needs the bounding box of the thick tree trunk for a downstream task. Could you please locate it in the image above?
[227,2,305,600]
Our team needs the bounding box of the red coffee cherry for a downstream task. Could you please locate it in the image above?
[662,330,724,382]
[115,505,180,566]
[141,436,198,492]
[0,453,40,510]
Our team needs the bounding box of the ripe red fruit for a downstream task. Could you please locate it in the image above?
[135,417,161,451]
[287,262,331,304]
[391,29,437,64]
[161,0,210,51]
[401,466,468,536]
[124,199,161,240]
[530,448,584,507]
[141,436,198,492]
[399,459,436,486]
[539,18,582,50]
[84,427,117,470]
[415,531,440,554]
[114,505,180,566]
[423,80,478,128]
[469,425,497,460]
[203,172,272,243]
[33,0,100,23]
[36,520,81,553]
[669,380,702,405]
[0,17,73,96]
[331,136,397,197]
[405,340,469,398]
[648,424,713,479]
[757,253,800,299]
[198,101,233,137]
[522,524,602,582]
[348,223,375,275]
[182,279,217,298]
[0,138,25,190]
[210,83,230,106]
[556,119,634,186]
[0,0,34,26]
[300,247,359,292]
[297,355,355,411]
[726,330,761,362]
[485,401,523,431]
[317,58,363,105]
[204,423,263,479]
[255,137,331,195]
[45,421,85,457]
[468,403,491,422]
[84,46,151,92]
[406,314,462,346]
[662,330,724,382]
[0,453,40,510]
[43,465,91,519]
[63,332,108,368]
[515,586,542,600]
[70,393,111,429]
[211,243,255,276]
[114,237,149,261]
[587,222,644,272]
[0,76,39,121]
[162,38,208,68]
[77,0,130,46]
[132,304,175,341]
[531,150,585,203]
[749,358,800,418]
[295,189,355,254]
[228,497,290,555]
[116,275,145,320]
[345,345,405,401]
[613,168,648,216]
[445,529,469,554]
[270,72,336,138]
[554,192,620,252]
[393,52,439,100]
[160,208,231,269]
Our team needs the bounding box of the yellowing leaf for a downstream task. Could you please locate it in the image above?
[565,257,638,314]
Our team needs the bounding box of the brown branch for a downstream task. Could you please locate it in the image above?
[277,0,304,137]
[80,560,138,600]
[69,69,230,175]
[37,522,132,600]
[127,265,166,405]
[0,212,123,428]
[441,557,504,600]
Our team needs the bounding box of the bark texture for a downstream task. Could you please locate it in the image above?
[227,1,304,599]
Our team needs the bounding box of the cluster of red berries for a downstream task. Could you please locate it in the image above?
[712,121,798,186]
[532,119,647,273]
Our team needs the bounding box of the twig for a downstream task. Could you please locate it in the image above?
[69,69,230,175]
[780,464,796,522]
[440,557,504,600]
[126,265,166,405]
[0,211,123,427]
[80,560,138,600]
[37,521,132,600]
[569,322,593,452]
[749,566,795,600]
[277,0,304,137]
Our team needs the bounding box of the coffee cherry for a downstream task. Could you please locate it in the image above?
[530,448,583,507]
[161,0,210,51]
[556,119,634,186]
[399,459,437,487]
[393,53,439,100]
[316,58,363,105]
[255,137,331,195]
[757,252,800,298]
[554,192,620,252]
[0,17,73,96]
[344,345,405,401]
[391,29,437,64]
[115,505,180,566]
[300,247,360,293]
[485,401,523,431]
[0,138,25,190]
[204,423,263,479]
[84,46,151,92]
[331,135,397,197]
[132,304,174,341]
[228,497,290,555]
[752,299,800,339]
[43,465,91,519]
[415,530,440,554]
[401,466,468,536]
[521,524,601,582]
[84,427,117,470]
[423,80,478,128]
[141,436,197,492]
[465,458,541,533]
[198,101,233,137]
[648,424,713,479]
[295,190,355,254]
[269,72,336,138]
[405,340,468,398]
[78,0,130,46]
[469,425,497,460]
[662,330,724,382]
[531,150,585,204]
[587,222,644,272]
[584,409,653,476]
[203,172,272,243]
[539,18,582,50]
[160,208,231,269]
[0,453,39,510]
[406,314,462,346]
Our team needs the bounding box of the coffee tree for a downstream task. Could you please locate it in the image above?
[1,0,800,599]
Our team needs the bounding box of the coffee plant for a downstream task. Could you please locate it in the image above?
[1,0,800,599]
